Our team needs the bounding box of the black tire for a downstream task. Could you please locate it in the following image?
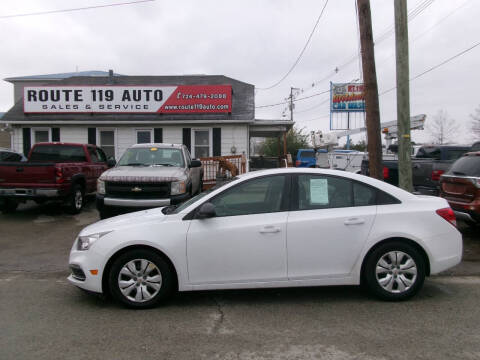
[65,184,84,214]
[0,199,18,213]
[363,241,425,301]
[108,249,175,309]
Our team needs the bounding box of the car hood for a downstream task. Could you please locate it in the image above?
[100,166,187,182]
[79,207,168,236]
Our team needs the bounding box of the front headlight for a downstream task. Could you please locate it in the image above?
[97,179,105,195]
[171,180,186,195]
[77,231,111,251]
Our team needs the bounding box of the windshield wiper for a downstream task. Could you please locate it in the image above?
[153,163,175,167]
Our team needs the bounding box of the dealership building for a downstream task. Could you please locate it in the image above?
[0,71,292,162]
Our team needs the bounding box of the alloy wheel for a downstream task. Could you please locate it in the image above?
[375,251,417,294]
[117,259,163,303]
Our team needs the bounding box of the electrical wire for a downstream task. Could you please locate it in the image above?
[0,0,155,19]
[256,0,329,90]
[379,40,480,95]
[255,89,330,109]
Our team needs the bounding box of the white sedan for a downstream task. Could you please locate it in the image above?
[68,168,462,308]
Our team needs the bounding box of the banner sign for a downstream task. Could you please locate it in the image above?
[330,83,365,112]
[23,85,232,114]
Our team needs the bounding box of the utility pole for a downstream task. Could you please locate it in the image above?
[357,0,383,180]
[395,0,413,192]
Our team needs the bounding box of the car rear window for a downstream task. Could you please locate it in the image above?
[416,147,441,159]
[299,151,315,158]
[447,155,480,177]
[29,145,87,162]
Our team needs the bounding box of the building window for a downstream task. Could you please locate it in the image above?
[193,129,211,158]
[99,129,115,160]
[136,129,153,144]
[32,128,51,145]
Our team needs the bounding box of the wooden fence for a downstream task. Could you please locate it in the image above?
[199,155,247,189]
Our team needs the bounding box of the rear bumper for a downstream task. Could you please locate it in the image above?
[0,187,60,199]
[444,199,480,223]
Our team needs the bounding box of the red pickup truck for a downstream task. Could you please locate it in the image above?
[0,143,114,214]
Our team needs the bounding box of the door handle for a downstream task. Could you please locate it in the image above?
[344,218,365,225]
[259,226,281,234]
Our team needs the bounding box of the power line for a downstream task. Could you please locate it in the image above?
[256,0,329,91]
[0,0,155,19]
[298,0,436,96]
[255,89,330,109]
[379,40,480,95]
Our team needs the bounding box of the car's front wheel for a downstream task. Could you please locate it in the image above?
[364,241,425,301]
[108,249,175,308]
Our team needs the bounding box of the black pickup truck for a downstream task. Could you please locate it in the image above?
[361,145,470,195]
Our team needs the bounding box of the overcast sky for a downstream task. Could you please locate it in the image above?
[1,0,479,145]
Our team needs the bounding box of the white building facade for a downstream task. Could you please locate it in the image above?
[1,71,292,161]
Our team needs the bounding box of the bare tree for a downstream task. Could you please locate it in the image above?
[426,110,459,144]
[471,106,480,140]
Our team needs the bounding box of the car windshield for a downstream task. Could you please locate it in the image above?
[118,147,184,167]
[165,177,239,215]
[447,156,480,177]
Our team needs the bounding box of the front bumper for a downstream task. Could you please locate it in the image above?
[96,192,190,211]
[68,244,105,294]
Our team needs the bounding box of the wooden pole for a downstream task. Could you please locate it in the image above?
[395,0,413,191]
[357,0,383,180]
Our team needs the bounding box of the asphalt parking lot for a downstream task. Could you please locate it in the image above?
[1,200,480,360]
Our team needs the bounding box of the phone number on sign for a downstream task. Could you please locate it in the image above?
[176,93,227,100]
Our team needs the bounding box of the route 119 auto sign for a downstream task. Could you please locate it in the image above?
[23,85,232,114]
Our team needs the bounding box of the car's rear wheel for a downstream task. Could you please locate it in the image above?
[364,241,425,301]
[108,249,175,308]
[66,184,84,214]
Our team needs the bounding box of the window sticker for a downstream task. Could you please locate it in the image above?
[150,147,158,151]
[310,178,329,205]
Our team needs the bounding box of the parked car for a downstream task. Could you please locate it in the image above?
[96,143,203,219]
[0,148,27,162]
[0,142,111,214]
[439,152,480,225]
[295,149,317,168]
[68,168,461,308]
[361,145,470,195]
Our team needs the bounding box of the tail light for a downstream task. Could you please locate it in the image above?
[436,207,457,227]
[55,167,64,184]
[383,166,389,180]
[295,160,301,167]
[431,170,444,181]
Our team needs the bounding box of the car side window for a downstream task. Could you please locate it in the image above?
[353,181,377,206]
[88,147,99,162]
[297,175,352,210]
[377,190,401,205]
[96,148,107,162]
[210,175,287,217]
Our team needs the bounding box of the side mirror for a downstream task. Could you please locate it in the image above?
[107,159,117,168]
[190,159,202,168]
[196,202,216,219]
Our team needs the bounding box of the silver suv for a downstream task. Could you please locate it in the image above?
[96,143,203,218]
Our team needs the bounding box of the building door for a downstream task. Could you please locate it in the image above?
[193,129,210,158]
[98,129,116,160]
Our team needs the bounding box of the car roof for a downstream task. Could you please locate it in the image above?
[129,143,184,149]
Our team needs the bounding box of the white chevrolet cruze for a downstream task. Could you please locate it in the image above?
[68,168,462,308]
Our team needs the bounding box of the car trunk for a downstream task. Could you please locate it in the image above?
[440,176,478,203]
